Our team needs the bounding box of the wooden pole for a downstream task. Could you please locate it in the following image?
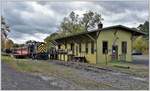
[105,50,108,65]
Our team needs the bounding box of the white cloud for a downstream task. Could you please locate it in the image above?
[3,1,148,44]
[10,32,49,44]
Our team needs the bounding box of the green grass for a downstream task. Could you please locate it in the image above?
[2,55,115,89]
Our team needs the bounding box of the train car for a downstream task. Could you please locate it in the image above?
[12,47,28,58]
[12,41,49,60]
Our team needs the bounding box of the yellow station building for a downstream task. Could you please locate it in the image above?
[51,25,145,64]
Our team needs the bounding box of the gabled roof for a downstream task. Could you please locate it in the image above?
[54,25,146,41]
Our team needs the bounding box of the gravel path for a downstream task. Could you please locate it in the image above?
[75,69,149,90]
[49,60,149,90]
[1,62,62,90]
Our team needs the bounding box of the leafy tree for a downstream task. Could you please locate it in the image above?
[137,21,149,39]
[60,11,84,36]
[133,36,148,53]
[132,21,149,54]
[1,16,10,38]
[44,32,60,43]
[13,43,20,48]
[44,32,60,48]
[81,11,103,31]
[60,11,103,34]
[25,40,37,44]
[5,39,14,49]
[1,16,11,50]
[138,21,149,33]
[13,43,25,48]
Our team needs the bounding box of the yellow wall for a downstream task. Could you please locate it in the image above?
[97,29,132,64]
[57,42,96,64]
[78,42,96,64]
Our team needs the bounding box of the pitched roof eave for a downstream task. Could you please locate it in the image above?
[54,25,147,41]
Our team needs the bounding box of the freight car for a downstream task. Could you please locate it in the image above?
[12,42,48,60]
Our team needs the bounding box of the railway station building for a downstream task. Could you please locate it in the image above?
[51,25,145,64]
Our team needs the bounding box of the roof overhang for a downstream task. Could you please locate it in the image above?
[55,31,97,44]
[96,25,147,36]
[52,25,147,44]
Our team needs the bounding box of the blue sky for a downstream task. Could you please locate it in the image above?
[2,0,149,44]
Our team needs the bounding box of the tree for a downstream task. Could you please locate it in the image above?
[138,21,149,33]
[81,11,103,31]
[60,11,103,35]
[132,21,149,54]
[1,16,10,38]
[13,43,20,48]
[1,16,11,50]
[44,32,60,48]
[44,32,60,43]
[5,39,14,49]
[60,11,84,36]
[25,40,37,44]
[133,36,148,53]
[137,21,149,39]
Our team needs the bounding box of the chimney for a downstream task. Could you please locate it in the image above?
[98,22,103,29]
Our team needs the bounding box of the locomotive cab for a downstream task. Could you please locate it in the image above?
[27,42,48,60]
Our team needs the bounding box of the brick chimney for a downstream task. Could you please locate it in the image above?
[98,22,103,29]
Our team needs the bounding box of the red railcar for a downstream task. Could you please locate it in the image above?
[13,47,29,58]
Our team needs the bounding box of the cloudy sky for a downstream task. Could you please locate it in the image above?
[2,0,149,44]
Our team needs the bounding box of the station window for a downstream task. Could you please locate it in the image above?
[91,41,94,54]
[79,43,81,53]
[71,43,74,54]
[58,45,61,49]
[122,41,127,54]
[85,42,88,54]
[102,41,108,54]
[71,43,73,50]
[65,43,67,49]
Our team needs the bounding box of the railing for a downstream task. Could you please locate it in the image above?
[56,49,67,54]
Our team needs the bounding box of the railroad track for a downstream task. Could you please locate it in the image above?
[50,60,116,73]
